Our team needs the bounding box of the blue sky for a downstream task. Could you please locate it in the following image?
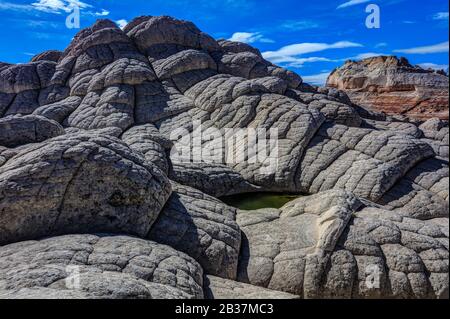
[0,0,448,85]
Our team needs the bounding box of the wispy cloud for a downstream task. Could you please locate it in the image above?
[302,72,331,86]
[375,42,388,48]
[346,52,387,60]
[262,41,363,68]
[271,56,334,68]
[94,9,110,16]
[1,1,109,17]
[0,1,34,12]
[394,41,449,54]
[262,41,363,62]
[433,12,449,20]
[337,0,370,9]
[26,19,60,28]
[228,32,274,44]
[31,0,92,14]
[279,20,319,31]
[115,19,128,30]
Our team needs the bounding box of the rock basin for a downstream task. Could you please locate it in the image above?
[220,193,301,210]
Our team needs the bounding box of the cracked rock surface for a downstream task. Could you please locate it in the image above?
[0,234,204,299]
[0,15,448,299]
[0,132,171,245]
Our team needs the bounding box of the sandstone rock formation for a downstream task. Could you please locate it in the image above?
[204,275,299,299]
[326,56,449,121]
[0,16,448,299]
[237,191,448,298]
[0,235,204,299]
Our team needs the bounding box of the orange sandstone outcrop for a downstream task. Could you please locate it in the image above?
[327,56,449,121]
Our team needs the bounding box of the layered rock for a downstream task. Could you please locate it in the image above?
[0,16,448,299]
[0,132,171,245]
[204,275,299,299]
[0,235,204,299]
[327,56,449,121]
[148,182,241,279]
[237,191,448,298]
[0,114,64,147]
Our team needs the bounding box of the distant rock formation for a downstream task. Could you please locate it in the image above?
[327,56,449,121]
[0,17,448,299]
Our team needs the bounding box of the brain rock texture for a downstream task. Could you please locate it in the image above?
[0,16,448,299]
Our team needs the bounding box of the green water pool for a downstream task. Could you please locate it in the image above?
[220,193,300,210]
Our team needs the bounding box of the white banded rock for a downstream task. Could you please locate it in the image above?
[0,235,204,299]
[339,207,449,299]
[378,158,449,220]
[236,190,363,298]
[297,123,436,204]
[122,123,171,174]
[204,275,299,299]
[0,132,171,245]
[0,114,64,147]
[148,182,241,279]
[419,118,449,159]
[0,15,448,299]
[236,191,449,298]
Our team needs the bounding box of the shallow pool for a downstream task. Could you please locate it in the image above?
[220,193,300,210]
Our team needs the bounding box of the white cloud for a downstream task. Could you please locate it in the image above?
[228,32,274,44]
[337,0,370,9]
[271,56,334,68]
[263,41,362,69]
[349,52,387,60]
[1,0,110,17]
[280,20,319,31]
[0,1,34,11]
[115,19,128,30]
[302,72,331,86]
[95,9,110,16]
[262,41,363,61]
[31,0,92,14]
[375,42,388,48]
[433,12,449,20]
[394,41,449,54]
[418,63,448,72]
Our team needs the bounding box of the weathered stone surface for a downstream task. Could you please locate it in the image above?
[0,235,204,299]
[169,162,258,197]
[362,119,423,138]
[0,114,64,147]
[149,182,241,279]
[378,158,449,220]
[204,275,299,299]
[342,207,449,299]
[286,89,361,126]
[31,50,63,63]
[0,15,448,299]
[237,190,363,297]
[236,191,449,299]
[297,123,435,203]
[0,132,171,245]
[327,56,449,120]
[419,118,449,159]
[122,124,171,174]
[33,96,83,124]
